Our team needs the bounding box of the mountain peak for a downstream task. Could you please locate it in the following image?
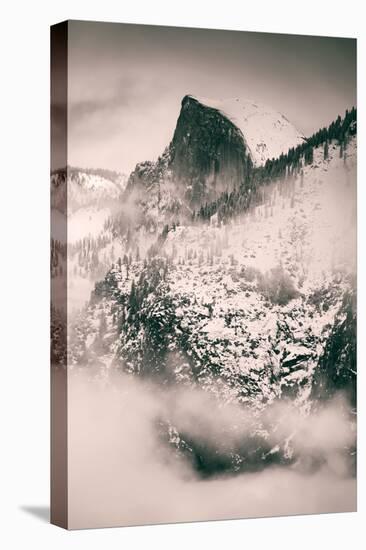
[127,94,305,207]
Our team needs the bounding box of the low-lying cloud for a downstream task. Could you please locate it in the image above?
[67,372,356,529]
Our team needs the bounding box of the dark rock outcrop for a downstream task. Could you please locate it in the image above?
[169,95,253,204]
[312,289,357,406]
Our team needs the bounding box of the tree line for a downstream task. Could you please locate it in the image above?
[193,107,356,223]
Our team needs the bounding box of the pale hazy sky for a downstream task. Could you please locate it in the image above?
[67,20,356,174]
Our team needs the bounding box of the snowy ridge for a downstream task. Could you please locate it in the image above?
[190,95,305,166]
[70,137,356,397]
[51,169,127,214]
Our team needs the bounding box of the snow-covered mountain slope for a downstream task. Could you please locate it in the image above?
[51,168,128,314]
[51,168,127,214]
[71,136,356,387]
[191,95,305,166]
[67,135,356,474]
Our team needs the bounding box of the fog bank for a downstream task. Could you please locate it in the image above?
[68,373,356,529]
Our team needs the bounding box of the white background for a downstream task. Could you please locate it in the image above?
[0,1,364,548]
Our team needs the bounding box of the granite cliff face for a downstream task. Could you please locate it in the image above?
[169,95,253,204]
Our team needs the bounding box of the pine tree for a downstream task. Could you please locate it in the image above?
[304,147,314,165]
[129,280,137,313]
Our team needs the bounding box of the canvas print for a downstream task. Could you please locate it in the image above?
[51,20,357,529]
